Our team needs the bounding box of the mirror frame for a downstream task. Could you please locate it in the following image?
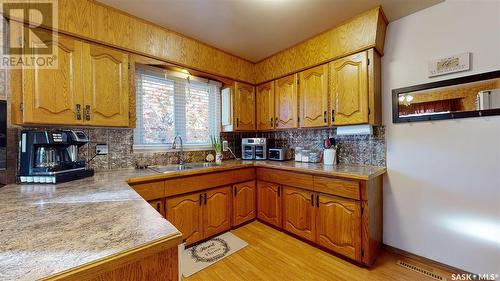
[392,70,500,123]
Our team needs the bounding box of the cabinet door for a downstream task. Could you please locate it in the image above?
[316,194,362,261]
[233,180,256,227]
[299,64,329,128]
[166,193,203,245]
[234,82,255,131]
[257,181,282,228]
[330,51,368,125]
[203,186,232,238]
[275,74,298,129]
[282,186,316,242]
[256,82,275,130]
[148,199,165,217]
[22,31,84,125]
[83,44,129,127]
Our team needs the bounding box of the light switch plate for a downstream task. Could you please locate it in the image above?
[222,140,229,152]
[96,143,108,155]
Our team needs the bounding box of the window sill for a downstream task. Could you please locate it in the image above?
[133,144,214,153]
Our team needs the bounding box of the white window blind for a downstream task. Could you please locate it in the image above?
[134,66,221,150]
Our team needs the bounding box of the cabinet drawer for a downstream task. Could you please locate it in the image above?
[256,168,313,190]
[165,168,255,197]
[131,181,165,201]
[313,176,360,200]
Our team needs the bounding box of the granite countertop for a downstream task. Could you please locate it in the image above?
[128,160,386,183]
[0,168,181,281]
[0,160,385,281]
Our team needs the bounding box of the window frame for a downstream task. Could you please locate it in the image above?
[133,65,221,152]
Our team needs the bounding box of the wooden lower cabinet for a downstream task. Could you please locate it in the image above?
[166,186,232,245]
[316,194,362,261]
[148,199,165,217]
[282,186,315,242]
[257,181,282,228]
[233,180,257,227]
[203,186,232,238]
[166,193,203,245]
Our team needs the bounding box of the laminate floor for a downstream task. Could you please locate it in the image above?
[183,221,455,281]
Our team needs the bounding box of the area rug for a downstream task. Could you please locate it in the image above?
[181,232,248,277]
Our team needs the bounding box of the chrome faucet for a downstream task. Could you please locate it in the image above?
[172,135,185,165]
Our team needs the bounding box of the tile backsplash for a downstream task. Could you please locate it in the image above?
[221,126,386,166]
[3,125,385,184]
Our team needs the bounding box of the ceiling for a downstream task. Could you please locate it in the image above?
[98,0,443,62]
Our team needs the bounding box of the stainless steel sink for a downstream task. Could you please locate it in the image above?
[150,162,220,173]
[188,162,220,168]
[159,165,194,172]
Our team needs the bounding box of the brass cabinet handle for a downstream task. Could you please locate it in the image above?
[316,194,319,208]
[270,117,273,127]
[331,110,335,123]
[311,194,314,206]
[85,105,91,121]
[156,202,161,212]
[233,186,237,197]
[275,118,278,128]
[323,111,327,123]
[76,104,82,120]
[277,186,281,197]
[236,118,239,128]
[199,194,202,206]
[204,193,207,205]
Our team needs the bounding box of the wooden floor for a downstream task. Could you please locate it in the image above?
[184,221,455,281]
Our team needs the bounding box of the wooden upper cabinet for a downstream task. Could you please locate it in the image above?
[316,194,362,261]
[17,29,130,127]
[166,193,203,245]
[233,180,256,227]
[282,186,316,242]
[203,186,232,238]
[83,44,130,127]
[299,64,329,128]
[234,81,255,131]
[22,31,84,125]
[257,181,282,228]
[330,51,369,125]
[256,82,275,130]
[275,74,298,129]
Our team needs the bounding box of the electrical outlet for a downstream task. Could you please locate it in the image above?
[222,140,229,152]
[96,144,108,155]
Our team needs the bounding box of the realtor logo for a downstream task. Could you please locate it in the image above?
[0,0,58,69]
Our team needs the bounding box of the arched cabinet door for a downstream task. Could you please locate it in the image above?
[83,44,129,127]
[234,82,255,131]
[257,181,282,228]
[233,180,256,226]
[256,82,275,130]
[329,51,369,125]
[23,30,84,125]
[282,186,316,242]
[316,194,362,261]
[166,193,203,245]
[275,74,298,129]
[203,186,232,238]
[299,64,329,128]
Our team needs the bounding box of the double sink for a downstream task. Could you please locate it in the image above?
[149,162,221,173]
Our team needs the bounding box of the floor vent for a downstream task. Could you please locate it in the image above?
[397,260,447,281]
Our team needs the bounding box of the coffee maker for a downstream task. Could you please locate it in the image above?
[18,130,94,183]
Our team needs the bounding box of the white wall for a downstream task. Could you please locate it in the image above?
[382,0,500,274]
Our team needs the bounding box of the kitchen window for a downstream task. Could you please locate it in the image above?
[134,65,221,150]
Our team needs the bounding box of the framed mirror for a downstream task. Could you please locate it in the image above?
[392,70,500,123]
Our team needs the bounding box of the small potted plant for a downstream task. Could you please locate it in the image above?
[211,135,223,164]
